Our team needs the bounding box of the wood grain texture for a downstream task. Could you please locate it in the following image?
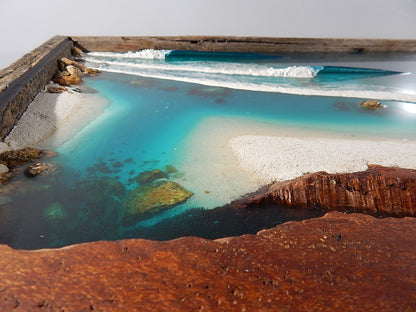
[0,212,415,311]
[240,165,416,217]
[71,36,416,53]
[0,36,73,139]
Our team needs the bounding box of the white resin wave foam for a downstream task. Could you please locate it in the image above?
[84,57,321,78]
[88,49,172,60]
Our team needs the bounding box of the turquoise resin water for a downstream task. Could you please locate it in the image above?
[62,73,416,179]
[1,51,416,249]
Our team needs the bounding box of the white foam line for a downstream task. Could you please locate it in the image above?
[87,66,416,103]
[83,58,320,78]
[87,50,171,59]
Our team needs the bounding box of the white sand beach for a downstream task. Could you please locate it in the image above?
[231,135,416,183]
[173,116,416,209]
[4,86,108,151]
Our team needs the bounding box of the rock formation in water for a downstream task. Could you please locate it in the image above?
[0,211,415,311]
[58,57,86,72]
[45,85,68,93]
[135,169,168,185]
[52,70,83,86]
[165,164,178,174]
[0,147,57,169]
[0,164,9,174]
[23,162,59,177]
[124,181,193,222]
[242,165,416,217]
[360,99,384,109]
[0,147,58,184]
[52,57,99,86]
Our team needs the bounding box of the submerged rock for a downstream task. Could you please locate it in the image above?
[0,164,9,174]
[129,78,157,88]
[188,85,231,98]
[165,165,178,174]
[360,99,383,109]
[0,172,12,185]
[44,202,65,220]
[0,148,58,186]
[135,169,168,185]
[74,177,126,201]
[0,148,57,169]
[24,163,58,178]
[124,181,193,220]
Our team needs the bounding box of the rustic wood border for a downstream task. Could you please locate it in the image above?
[0,36,73,139]
[71,36,416,53]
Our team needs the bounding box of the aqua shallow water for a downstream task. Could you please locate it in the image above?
[1,51,416,249]
[61,73,416,178]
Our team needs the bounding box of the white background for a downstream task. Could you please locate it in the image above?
[1,0,416,69]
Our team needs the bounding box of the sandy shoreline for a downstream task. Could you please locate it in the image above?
[2,90,415,210]
[3,85,108,152]
[172,116,416,209]
[231,135,416,183]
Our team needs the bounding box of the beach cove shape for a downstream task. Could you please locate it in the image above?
[1,50,416,249]
[53,70,416,218]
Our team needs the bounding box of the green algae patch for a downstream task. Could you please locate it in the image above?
[44,202,66,221]
[124,181,193,222]
[135,169,168,185]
